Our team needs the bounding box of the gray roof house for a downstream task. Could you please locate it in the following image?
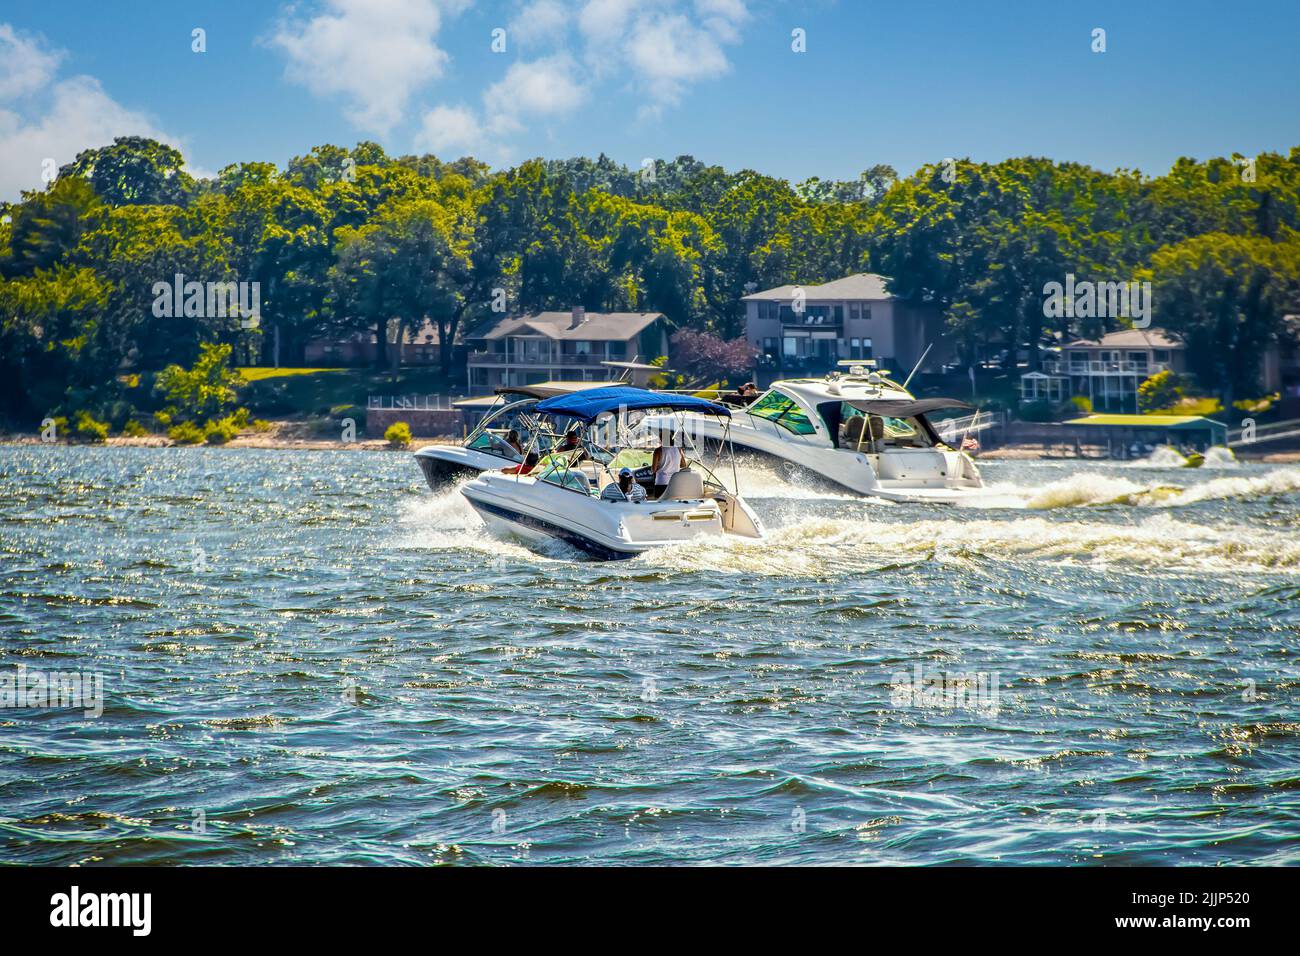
[465,307,668,389]
[742,272,948,383]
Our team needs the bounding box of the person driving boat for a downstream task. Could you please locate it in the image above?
[600,466,647,502]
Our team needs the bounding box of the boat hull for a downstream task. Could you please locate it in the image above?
[413,445,511,491]
[666,414,984,503]
[461,471,763,560]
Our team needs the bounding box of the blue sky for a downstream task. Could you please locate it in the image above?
[1,0,1297,200]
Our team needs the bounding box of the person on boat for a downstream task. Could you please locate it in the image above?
[556,428,587,462]
[600,466,647,502]
[504,429,524,455]
[651,433,685,498]
[502,451,539,475]
[722,382,760,407]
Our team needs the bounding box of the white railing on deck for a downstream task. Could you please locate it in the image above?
[368,394,462,410]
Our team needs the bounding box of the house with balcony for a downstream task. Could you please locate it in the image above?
[1020,328,1186,411]
[742,273,949,384]
[465,307,668,390]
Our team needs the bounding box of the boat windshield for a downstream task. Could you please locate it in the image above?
[747,391,817,435]
[536,461,592,494]
[464,398,544,461]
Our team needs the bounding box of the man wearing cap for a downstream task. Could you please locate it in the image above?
[600,467,647,502]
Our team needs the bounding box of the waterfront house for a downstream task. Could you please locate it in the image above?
[1020,328,1186,411]
[742,273,949,383]
[464,308,668,390]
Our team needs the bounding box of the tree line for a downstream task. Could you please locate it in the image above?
[2,136,1299,426]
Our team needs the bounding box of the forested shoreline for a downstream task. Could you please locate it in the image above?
[2,136,1299,435]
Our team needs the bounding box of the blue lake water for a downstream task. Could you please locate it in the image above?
[1,444,1298,865]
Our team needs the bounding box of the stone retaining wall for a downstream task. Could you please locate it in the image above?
[366,408,465,438]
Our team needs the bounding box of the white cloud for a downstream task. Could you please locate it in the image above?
[414,103,483,153]
[508,0,571,46]
[577,0,640,47]
[571,0,749,111]
[269,0,467,135]
[0,24,63,99]
[416,53,587,161]
[484,53,588,127]
[266,0,747,160]
[0,26,199,202]
[624,13,731,108]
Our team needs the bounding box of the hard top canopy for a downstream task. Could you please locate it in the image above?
[837,397,974,418]
[534,386,732,422]
[493,382,620,401]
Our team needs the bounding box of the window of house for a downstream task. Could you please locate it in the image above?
[862,306,872,321]
[783,337,799,357]
[847,338,873,360]
[849,303,861,320]
[1153,350,1170,363]
[574,340,591,355]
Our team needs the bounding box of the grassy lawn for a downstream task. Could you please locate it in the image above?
[238,367,346,382]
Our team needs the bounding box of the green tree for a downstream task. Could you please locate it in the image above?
[59,136,197,206]
[330,195,472,375]
[1137,369,1184,411]
[154,343,241,422]
[1146,234,1300,407]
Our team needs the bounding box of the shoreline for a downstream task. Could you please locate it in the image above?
[2,433,1297,462]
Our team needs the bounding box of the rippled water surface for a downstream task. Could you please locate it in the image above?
[2,444,1299,865]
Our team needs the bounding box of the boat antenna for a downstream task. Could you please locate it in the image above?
[901,343,933,392]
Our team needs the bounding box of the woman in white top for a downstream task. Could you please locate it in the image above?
[651,434,684,498]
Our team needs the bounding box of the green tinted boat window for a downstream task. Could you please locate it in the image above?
[749,392,817,435]
[749,391,793,422]
[778,405,816,435]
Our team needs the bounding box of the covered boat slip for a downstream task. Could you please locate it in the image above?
[1062,414,1229,457]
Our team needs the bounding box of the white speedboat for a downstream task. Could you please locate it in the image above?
[414,382,618,490]
[460,386,764,560]
[650,363,985,503]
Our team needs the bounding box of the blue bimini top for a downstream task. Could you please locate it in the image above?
[534,386,731,423]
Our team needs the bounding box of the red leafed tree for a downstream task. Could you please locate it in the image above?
[670,330,758,384]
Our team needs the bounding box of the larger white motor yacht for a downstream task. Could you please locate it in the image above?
[460,386,764,560]
[650,363,985,503]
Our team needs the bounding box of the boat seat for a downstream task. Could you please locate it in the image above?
[663,468,704,500]
[844,415,885,452]
[843,416,865,446]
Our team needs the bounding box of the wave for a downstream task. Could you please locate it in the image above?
[1128,445,1240,470]
[392,482,577,562]
[1019,467,1300,509]
[639,512,1300,577]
